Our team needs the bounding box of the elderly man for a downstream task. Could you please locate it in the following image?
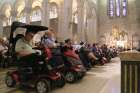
[15,30,44,67]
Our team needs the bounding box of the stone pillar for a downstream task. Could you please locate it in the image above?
[87,4,97,43]
[0,14,4,37]
[25,7,32,24]
[62,0,73,40]
[77,0,85,42]
[41,0,49,27]
[11,10,17,22]
[57,2,63,41]
[25,0,32,24]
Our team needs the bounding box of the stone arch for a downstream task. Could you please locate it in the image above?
[14,0,26,17]
[30,7,42,25]
[13,0,26,22]
[0,2,12,26]
[49,0,63,5]
[30,0,42,25]
[0,2,12,38]
[49,2,58,19]
[32,0,43,9]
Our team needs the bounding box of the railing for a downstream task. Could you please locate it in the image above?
[120,51,140,93]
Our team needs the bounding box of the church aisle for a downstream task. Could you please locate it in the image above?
[0,57,121,93]
[53,57,121,93]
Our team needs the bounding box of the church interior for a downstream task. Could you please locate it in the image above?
[0,0,139,49]
[0,0,140,93]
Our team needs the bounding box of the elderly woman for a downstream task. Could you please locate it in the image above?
[41,28,56,48]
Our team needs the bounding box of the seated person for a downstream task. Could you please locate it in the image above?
[80,42,98,61]
[62,38,73,52]
[15,30,44,68]
[41,29,56,48]
[62,39,79,59]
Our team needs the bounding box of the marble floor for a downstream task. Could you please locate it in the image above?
[0,57,121,93]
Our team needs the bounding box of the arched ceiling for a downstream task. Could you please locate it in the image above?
[49,0,63,5]
[0,3,12,18]
[0,0,97,18]
[14,0,25,17]
[32,0,43,9]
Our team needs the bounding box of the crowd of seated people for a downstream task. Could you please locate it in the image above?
[0,30,121,70]
[0,28,127,70]
[0,38,8,68]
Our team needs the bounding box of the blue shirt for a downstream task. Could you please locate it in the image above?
[41,37,56,47]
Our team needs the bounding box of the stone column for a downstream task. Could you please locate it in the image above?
[25,7,32,24]
[77,0,85,42]
[87,5,97,43]
[25,0,32,24]
[11,10,17,22]
[41,0,49,27]
[0,14,4,37]
[57,2,63,41]
[62,0,73,40]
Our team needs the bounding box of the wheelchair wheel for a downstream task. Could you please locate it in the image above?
[36,79,51,93]
[5,73,16,87]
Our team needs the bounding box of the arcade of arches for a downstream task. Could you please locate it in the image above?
[0,0,140,49]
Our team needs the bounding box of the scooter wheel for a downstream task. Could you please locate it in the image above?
[65,72,76,83]
[36,79,51,93]
[5,73,16,87]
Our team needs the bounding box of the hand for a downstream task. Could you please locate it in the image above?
[45,57,49,62]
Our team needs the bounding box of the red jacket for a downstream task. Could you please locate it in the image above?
[64,49,79,59]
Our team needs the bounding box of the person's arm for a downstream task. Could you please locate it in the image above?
[16,51,33,57]
[46,39,56,48]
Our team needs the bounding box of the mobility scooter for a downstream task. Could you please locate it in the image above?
[5,22,65,93]
[60,45,86,83]
[43,45,86,83]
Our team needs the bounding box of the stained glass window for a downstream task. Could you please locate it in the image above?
[31,9,41,22]
[49,3,58,19]
[18,13,26,23]
[116,0,120,17]
[108,0,115,17]
[108,0,128,17]
[122,0,127,16]
[18,16,26,23]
